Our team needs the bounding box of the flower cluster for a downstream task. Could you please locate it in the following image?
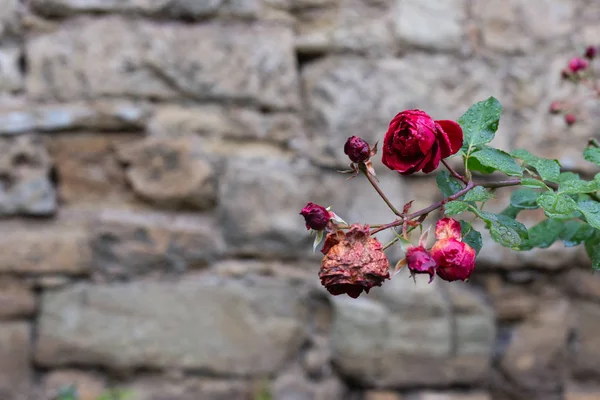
[552,45,599,126]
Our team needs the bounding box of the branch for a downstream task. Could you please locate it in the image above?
[361,166,402,217]
[442,159,469,184]
[370,178,524,235]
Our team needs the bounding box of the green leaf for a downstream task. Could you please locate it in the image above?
[585,230,600,270]
[520,219,564,250]
[500,205,521,219]
[560,220,595,247]
[578,201,600,230]
[445,201,469,216]
[458,97,502,151]
[584,147,600,166]
[520,178,550,189]
[460,220,483,254]
[558,172,580,183]
[464,186,494,202]
[470,147,523,177]
[558,178,600,194]
[537,192,579,219]
[478,211,528,249]
[466,156,496,175]
[436,171,463,198]
[510,149,560,182]
[510,188,541,210]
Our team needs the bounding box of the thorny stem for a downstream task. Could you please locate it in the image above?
[370,179,526,235]
[442,159,469,184]
[361,166,402,217]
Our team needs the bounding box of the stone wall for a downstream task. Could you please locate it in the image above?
[1,0,600,399]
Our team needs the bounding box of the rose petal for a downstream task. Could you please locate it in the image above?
[436,120,463,156]
[435,218,462,241]
[421,141,442,173]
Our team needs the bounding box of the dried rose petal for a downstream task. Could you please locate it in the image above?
[405,246,437,283]
[430,238,476,282]
[435,218,462,241]
[319,224,390,298]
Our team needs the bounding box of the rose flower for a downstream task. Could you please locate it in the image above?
[382,110,463,175]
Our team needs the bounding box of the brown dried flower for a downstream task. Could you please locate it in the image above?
[319,224,390,298]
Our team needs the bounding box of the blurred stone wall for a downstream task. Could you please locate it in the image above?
[0,0,599,399]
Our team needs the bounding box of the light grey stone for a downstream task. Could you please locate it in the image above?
[27,17,300,110]
[394,0,467,51]
[329,271,495,387]
[0,135,56,216]
[0,45,23,93]
[35,276,308,375]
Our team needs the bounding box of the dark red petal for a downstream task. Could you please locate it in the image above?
[417,122,436,154]
[421,142,442,173]
[436,120,463,156]
[382,149,423,173]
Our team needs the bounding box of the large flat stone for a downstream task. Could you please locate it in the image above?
[329,271,495,387]
[26,17,299,110]
[35,277,308,375]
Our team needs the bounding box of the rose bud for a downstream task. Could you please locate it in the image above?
[300,202,330,231]
[568,57,589,73]
[430,238,476,282]
[585,46,597,60]
[319,224,390,298]
[405,246,437,283]
[549,101,563,114]
[565,113,576,126]
[382,110,463,175]
[344,136,371,163]
[435,217,462,241]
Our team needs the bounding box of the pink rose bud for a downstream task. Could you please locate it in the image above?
[344,136,371,163]
[405,246,437,283]
[382,110,463,175]
[568,57,589,73]
[585,46,597,60]
[435,218,462,241]
[430,238,476,282]
[565,113,576,126]
[300,202,330,231]
[319,225,390,298]
[549,101,563,114]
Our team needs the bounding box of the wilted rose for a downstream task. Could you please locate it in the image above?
[344,136,371,163]
[300,202,330,231]
[435,217,462,241]
[319,224,390,298]
[430,238,476,282]
[382,110,463,175]
[405,246,437,283]
[585,46,597,60]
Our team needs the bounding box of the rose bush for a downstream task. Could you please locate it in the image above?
[382,109,463,175]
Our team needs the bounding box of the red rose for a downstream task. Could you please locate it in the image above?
[382,110,463,175]
[568,57,588,73]
[430,238,476,282]
[300,202,330,231]
[405,246,437,283]
[344,136,371,163]
[585,46,597,60]
[319,225,390,298]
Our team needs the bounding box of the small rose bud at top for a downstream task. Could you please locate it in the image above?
[585,46,597,60]
[435,218,462,241]
[549,101,563,114]
[319,224,390,298]
[344,136,371,163]
[565,113,577,126]
[568,57,589,73]
[430,238,476,282]
[300,202,330,231]
[406,246,437,283]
